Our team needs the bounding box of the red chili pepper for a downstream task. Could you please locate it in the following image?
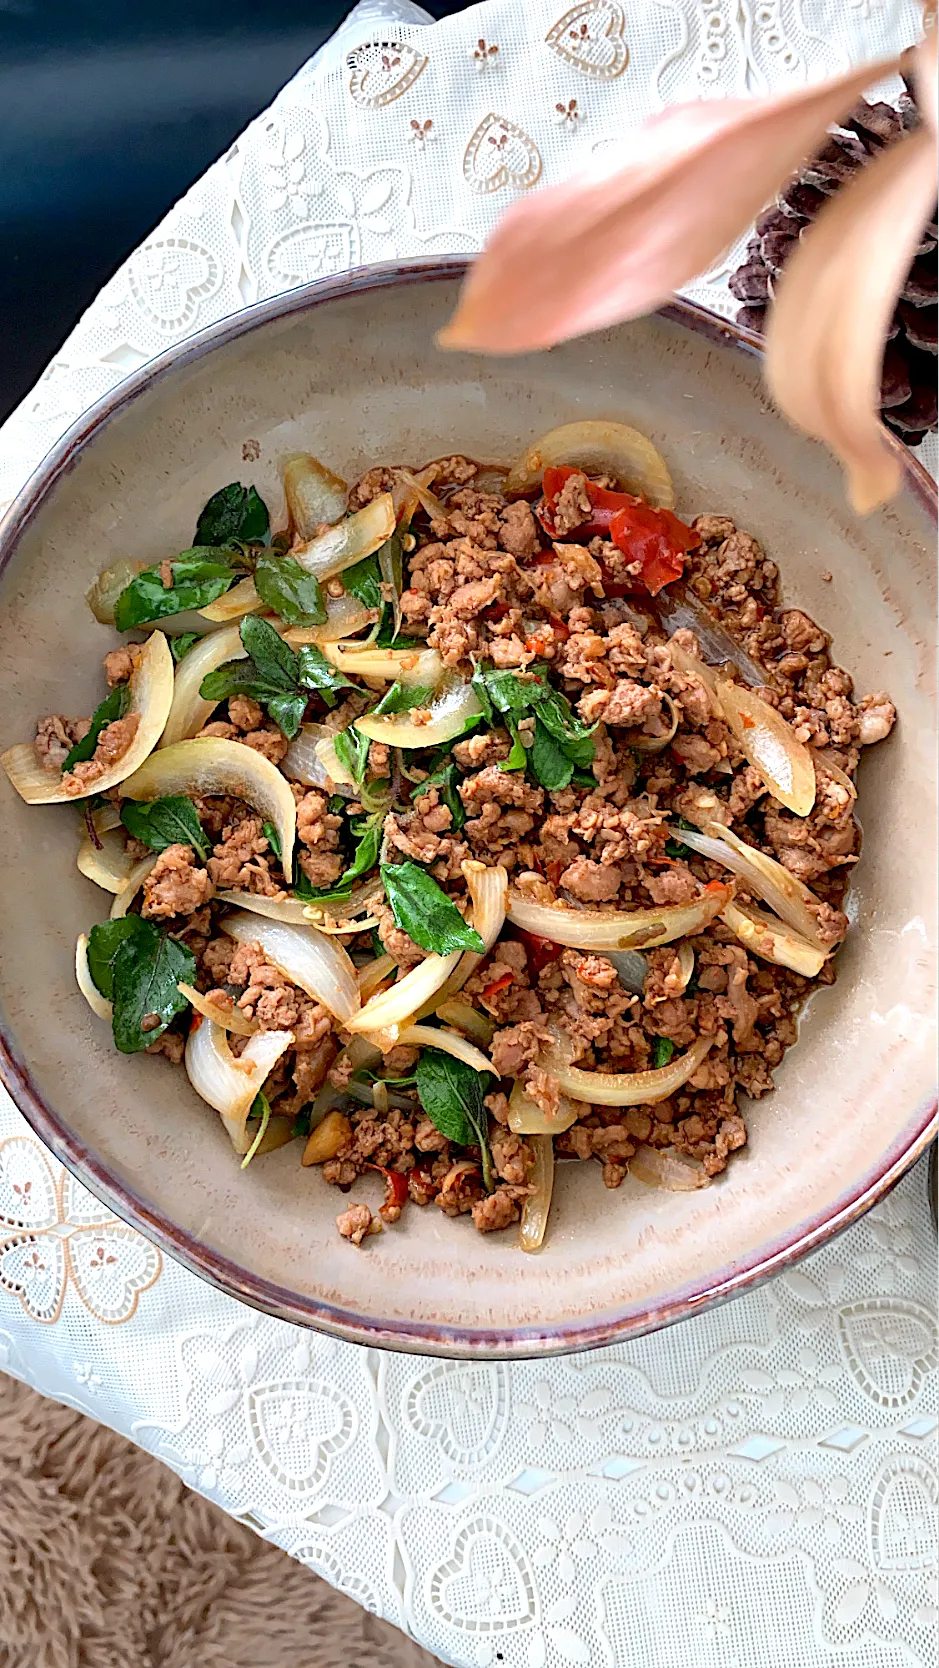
[704,879,730,895]
[517,929,560,976]
[368,1163,409,1217]
[538,465,698,596]
[189,1011,204,1033]
[548,613,570,642]
[483,969,515,1000]
[406,1164,438,1200]
[482,600,512,622]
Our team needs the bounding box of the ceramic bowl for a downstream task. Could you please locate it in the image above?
[0,260,935,1358]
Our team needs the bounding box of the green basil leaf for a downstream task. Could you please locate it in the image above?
[345,814,381,882]
[266,691,307,740]
[170,633,201,664]
[470,674,495,727]
[372,681,436,716]
[334,726,370,785]
[571,767,597,789]
[86,916,151,1001]
[374,613,423,649]
[528,718,574,791]
[195,482,270,547]
[650,1037,676,1069]
[262,821,283,860]
[502,716,526,772]
[341,552,383,610]
[113,550,239,630]
[254,552,327,626]
[198,659,268,704]
[665,836,690,859]
[240,615,300,691]
[473,666,543,716]
[120,795,208,860]
[415,1048,493,1190]
[110,925,196,1054]
[296,643,358,706]
[62,684,129,772]
[241,1090,273,1168]
[381,860,485,955]
[416,757,465,830]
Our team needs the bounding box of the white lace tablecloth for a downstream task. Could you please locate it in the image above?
[0,4,935,1665]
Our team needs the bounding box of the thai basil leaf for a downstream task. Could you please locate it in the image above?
[415,1048,493,1190]
[254,551,327,626]
[296,643,358,705]
[120,795,208,861]
[241,1090,273,1168]
[241,615,300,689]
[650,1037,676,1069]
[341,552,383,610]
[344,814,381,882]
[333,726,370,785]
[372,681,436,716]
[170,633,201,664]
[62,684,129,772]
[109,923,196,1054]
[504,716,527,772]
[195,482,270,547]
[113,549,240,630]
[381,860,484,955]
[665,836,690,860]
[86,915,151,1002]
[265,692,308,739]
[262,821,283,860]
[415,757,465,830]
[528,717,575,791]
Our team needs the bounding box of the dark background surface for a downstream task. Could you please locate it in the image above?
[1,2,466,424]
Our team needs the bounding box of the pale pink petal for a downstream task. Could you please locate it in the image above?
[439,58,898,354]
[766,128,936,513]
[912,26,937,136]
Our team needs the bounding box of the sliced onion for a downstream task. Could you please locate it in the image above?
[216,890,310,925]
[2,631,174,804]
[184,1019,294,1156]
[357,953,397,1004]
[678,823,827,948]
[308,915,380,937]
[77,826,138,893]
[608,950,650,994]
[629,1143,710,1191]
[504,420,674,508]
[548,1032,714,1107]
[393,1023,493,1075]
[303,876,384,925]
[676,942,696,992]
[720,898,827,977]
[315,735,356,788]
[321,642,444,687]
[199,576,263,624]
[717,682,816,817]
[109,853,159,919]
[177,981,257,1035]
[627,693,679,754]
[75,934,112,1020]
[123,736,297,882]
[507,882,731,952]
[355,678,483,750]
[86,558,145,625]
[283,590,377,646]
[816,749,858,803]
[221,912,359,1024]
[435,999,497,1047]
[302,1109,353,1166]
[279,724,348,791]
[346,950,462,1037]
[393,464,441,524]
[284,454,349,537]
[658,596,769,689]
[291,493,395,581]
[507,1077,583,1135]
[520,1135,554,1253]
[160,621,246,747]
[395,468,451,522]
[417,861,509,1017]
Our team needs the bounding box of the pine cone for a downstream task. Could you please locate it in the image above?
[730,96,938,446]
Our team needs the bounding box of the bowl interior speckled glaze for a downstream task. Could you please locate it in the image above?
[0,262,935,1358]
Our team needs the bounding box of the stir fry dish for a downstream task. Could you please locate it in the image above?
[2,421,896,1251]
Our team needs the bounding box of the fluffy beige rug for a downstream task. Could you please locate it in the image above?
[0,1371,439,1668]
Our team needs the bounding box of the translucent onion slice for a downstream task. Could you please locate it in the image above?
[506,881,732,951]
[280,725,345,789]
[303,876,384,925]
[416,861,509,1017]
[198,576,263,623]
[520,1135,554,1253]
[184,1019,294,1156]
[395,468,450,522]
[320,642,444,687]
[627,693,679,754]
[86,558,144,625]
[123,736,297,883]
[160,621,246,747]
[507,1078,583,1136]
[435,999,497,1047]
[678,823,827,948]
[503,419,674,508]
[717,682,816,817]
[302,1110,353,1166]
[216,890,310,925]
[393,1023,493,1076]
[291,493,395,581]
[721,898,827,977]
[346,950,462,1037]
[109,854,159,919]
[77,827,138,894]
[608,950,650,994]
[816,749,858,802]
[284,454,349,537]
[283,591,377,646]
[75,934,112,1020]
[355,678,483,750]
[177,981,257,1036]
[658,596,769,689]
[221,912,359,1024]
[629,1143,710,1191]
[2,631,174,804]
[357,953,397,1004]
[309,915,380,937]
[315,735,356,788]
[676,942,696,992]
[548,1033,714,1107]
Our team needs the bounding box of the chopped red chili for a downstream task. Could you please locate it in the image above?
[537,464,699,596]
[483,969,515,999]
[516,928,560,976]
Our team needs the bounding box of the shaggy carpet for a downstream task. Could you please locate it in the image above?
[0,1371,439,1668]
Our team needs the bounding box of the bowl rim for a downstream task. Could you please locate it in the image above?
[0,254,935,1359]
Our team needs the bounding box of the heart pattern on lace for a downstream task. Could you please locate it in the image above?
[429,1516,537,1632]
[869,1457,938,1572]
[0,1136,161,1325]
[126,237,221,333]
[463,114,542,195]
[265,223,359,287]
[247,1378,355,1493]
[837,1299,937,1410]
[546,3,630,80]
[346,40,428,108]
[405,1363,510,1466]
